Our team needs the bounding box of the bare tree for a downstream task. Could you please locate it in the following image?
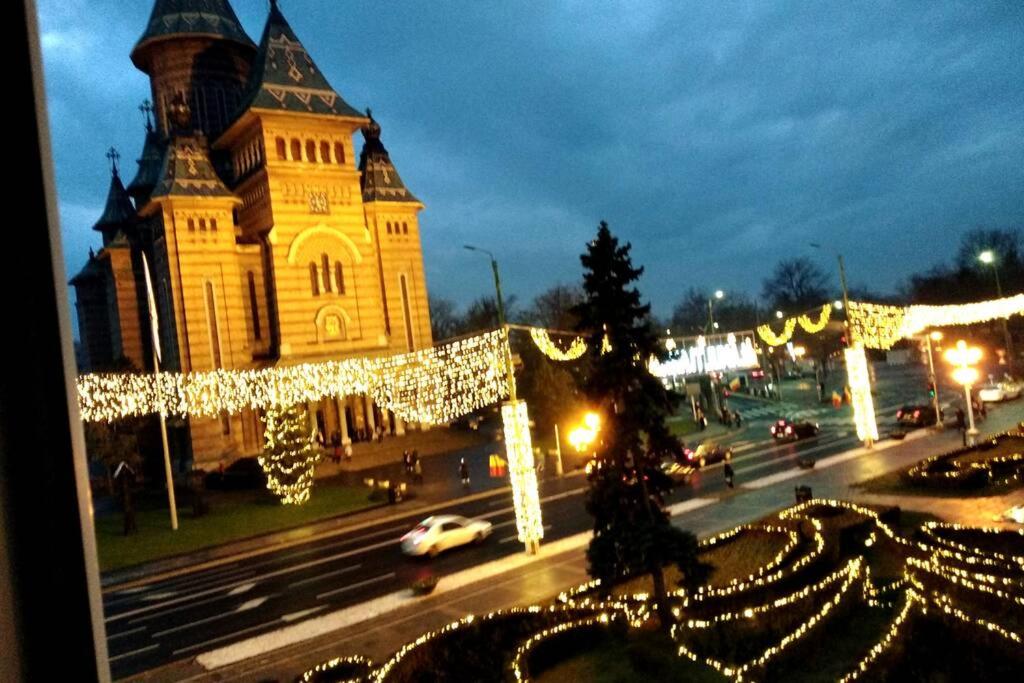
[526,283,584,330]
[761,257,830,313]
[429,298,461,341]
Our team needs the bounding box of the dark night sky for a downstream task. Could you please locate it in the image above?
[38,1,1024,321]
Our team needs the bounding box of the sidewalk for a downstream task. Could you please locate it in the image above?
[134,404,1024,682]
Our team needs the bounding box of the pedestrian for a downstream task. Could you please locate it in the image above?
[387,482,397,505]
[734,411,742,428]
[344,441,353,461]
[955,407,966,446]
[459,458,470,488]
[414,456,423,485]
[723,453,734,489]
[331,431,342,464]
[402,450,410,474]
[832,391,842,409]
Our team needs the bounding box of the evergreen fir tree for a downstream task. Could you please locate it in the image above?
[574,221,709,630]
[260,403,320,505]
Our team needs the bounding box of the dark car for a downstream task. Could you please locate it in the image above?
[684,442,732,468]
[770,418,819,441]
[204,456,267,490]
[660,458,694,484]
[895,405,942,428]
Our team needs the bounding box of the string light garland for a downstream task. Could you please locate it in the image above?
[501,401,545,547]
[845,345,880,442]
[259,404,320,505]
[757,318,797,347]
[77,329,508,425]
[528,328,587,361]
[846,301,905,350]
[798,304,832,334]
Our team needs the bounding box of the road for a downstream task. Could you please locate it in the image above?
[102,363,989,679]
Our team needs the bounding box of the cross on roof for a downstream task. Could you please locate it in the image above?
[139,99,154,132]
[106,147,121,176]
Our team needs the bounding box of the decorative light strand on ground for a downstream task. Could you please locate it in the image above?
[528,328,588,361]
[510,612,618,682]
[77,329,508,424]
[838,590,921,682]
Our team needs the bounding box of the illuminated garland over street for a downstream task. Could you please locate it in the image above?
[756,318,797,347]
[77,329,508,425]
[797,303,832,334]
[528,328,587,361]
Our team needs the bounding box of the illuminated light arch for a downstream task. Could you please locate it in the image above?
[798,304,831,334]
[529,328,587,361]
[287,224,364,265]
[757,318,797,347]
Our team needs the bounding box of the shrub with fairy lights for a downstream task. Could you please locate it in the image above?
[259,403,320,505]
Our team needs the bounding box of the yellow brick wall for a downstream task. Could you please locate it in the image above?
[104,246,145,370]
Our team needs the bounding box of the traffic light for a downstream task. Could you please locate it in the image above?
[927,381,936,399]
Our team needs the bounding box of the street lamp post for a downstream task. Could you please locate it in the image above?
[707,290,724,335]
[924,331,943,429]
[945,340,982,446]
[979,250,1015,375]
[464,245,542,555]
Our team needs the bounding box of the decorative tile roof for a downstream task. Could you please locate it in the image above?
[235,0,362,119]
[359,112,419,204]
[133,0,254,59]
[151,134,236,199]
[93,171,138,239]
[128,129,167,200]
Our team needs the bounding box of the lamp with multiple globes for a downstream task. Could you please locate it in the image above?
[945,340,983,445]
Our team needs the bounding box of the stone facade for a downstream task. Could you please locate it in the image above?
[71,0,432,467]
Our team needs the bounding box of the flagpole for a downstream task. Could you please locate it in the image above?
[142,253,178,530]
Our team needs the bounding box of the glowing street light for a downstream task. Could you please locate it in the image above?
[977,250,1015,374]
[707,290,725,334]
[775,310,784,320]
[945,340,983,445]
[568,412,601,472]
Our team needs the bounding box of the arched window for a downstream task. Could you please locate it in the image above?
[291,138,302,161]
[334,142,345,165]
[321,253,332,293]
[199,218,207,231]
[276,137,287,160]
[309,262,320,296]
[306,140,317,163]
[205,282,223,369]
[402,222,409,234]
[247,271,261,340]
[210,218,217,231]
[187,218,195,231]
[386,222,392,234]
[334,261,345,295]
[320,141,331,164]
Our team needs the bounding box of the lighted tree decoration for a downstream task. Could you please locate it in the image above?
[573,221,709,631]
[260,403,320,505]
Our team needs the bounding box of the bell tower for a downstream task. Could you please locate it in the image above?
[131,0,256,139]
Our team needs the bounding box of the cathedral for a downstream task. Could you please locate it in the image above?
[71,0,433,466]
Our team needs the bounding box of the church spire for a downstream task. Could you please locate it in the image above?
[93,149,137,245]
[234,0,363,119]
[359,111,419,204]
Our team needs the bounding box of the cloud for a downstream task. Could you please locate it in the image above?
[37,0,1024,321]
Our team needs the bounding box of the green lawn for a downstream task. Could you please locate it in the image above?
[95,483,377,572]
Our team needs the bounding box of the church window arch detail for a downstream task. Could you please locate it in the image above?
[306,140,317,163]
[320,141,331,164]
[290,138,302,161]
[334,142,345,165]
[315,305,351,343]
[309,262,320,296]
[334,262,345,295]
[276,137,287,160]
[187,218,195,231]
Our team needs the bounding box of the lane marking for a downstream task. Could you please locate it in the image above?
[316,573,396,600]
[281,606,327,623]
[151,596,273,638]
[287,564,362,589]
[108,644,159,663]
[106,625,147,640]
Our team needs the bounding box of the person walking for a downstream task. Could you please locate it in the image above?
[723,452,735,489]
[955,407,966,446]
[413,456,423,485]
[459,458,470,488]
[331,431,342,464]
[344,441,353,461]
[402,450,411,475]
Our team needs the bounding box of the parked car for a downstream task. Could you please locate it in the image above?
[895,405,942,427]
[769,418,820,441]
[401,515,493,558]
[204,456,267,490]
[684,442,732,468]
[979,381,1023,403]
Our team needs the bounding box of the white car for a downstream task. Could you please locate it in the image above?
[400,515,493,557]
[979,381,1023,402]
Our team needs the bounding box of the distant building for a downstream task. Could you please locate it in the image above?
[70,0,433,466]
